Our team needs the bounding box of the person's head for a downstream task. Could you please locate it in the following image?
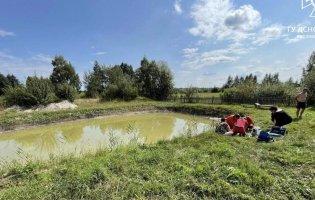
[234,114,240,119]
[221,118,226,122]
[302,88,308,94]
[269,106,278,113]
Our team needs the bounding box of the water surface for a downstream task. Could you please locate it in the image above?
[0,112,215,165]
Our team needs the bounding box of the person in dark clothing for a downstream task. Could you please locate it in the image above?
[269,106,293,127]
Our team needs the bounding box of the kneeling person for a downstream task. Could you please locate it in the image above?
[232,114,248,136]
[215,118,231,134]
[269,106,292,127]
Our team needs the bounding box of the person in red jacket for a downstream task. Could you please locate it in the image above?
[225,114,238,129]
[232,115,248,136]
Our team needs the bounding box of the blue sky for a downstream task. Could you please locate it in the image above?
[0,0,315,87]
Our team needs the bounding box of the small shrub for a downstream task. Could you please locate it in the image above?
[55,83,77,102]
[26,76,58,105]
[4,86,37,107]
[184,86,199,103]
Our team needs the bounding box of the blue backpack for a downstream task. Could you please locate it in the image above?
[257,131,274,142]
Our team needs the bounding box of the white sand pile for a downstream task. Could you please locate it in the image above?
[37,100,78,111]
[6,100,78,113]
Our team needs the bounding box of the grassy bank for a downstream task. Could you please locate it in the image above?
[0,100,314,199]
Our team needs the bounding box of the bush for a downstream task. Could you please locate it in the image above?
[55,84,77,102]
[256,84,296,99]
[101,71,138,101]
[4,86,38,108]
[211,87,220,93]
[220,83,297,104]
[184,86,199,103]
[26,76,57,105]
[221,83,257,103]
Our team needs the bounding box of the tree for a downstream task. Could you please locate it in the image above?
[233,76,240,87]
[84,61,108,98]
[303,52,315,104]
[262,73,280,85]
[50,56,81,91]
[0,73,9,95]
[306,51,315,72]
[136,57,174,100]
[6,74,19,87]
[113,63,134,77]
[223,76,233,89]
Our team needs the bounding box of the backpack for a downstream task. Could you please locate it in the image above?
[257,131,274,142]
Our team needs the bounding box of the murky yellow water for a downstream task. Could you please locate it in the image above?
[0,112,215,165]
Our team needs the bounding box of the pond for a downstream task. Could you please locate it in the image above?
[0,112,216,166]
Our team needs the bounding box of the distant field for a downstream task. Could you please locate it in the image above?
[197,92,221,98]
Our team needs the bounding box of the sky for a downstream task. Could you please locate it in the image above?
[0,0,315,88]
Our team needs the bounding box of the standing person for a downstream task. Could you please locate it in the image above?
[269,106,292,127]
[295,88,308,119]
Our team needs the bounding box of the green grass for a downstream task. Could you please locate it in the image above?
[0,100,314,199]
[197,92,221,98]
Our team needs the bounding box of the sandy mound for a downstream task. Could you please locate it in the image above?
[5,100,78,113]
[36,100,78,111]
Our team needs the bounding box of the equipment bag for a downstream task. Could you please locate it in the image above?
[257,131,274,142]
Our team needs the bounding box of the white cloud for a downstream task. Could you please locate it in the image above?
[175,69,227,87]
[182,48,198,59]
[182,44,249,70]
[0,29,15,37]
[253,24,284,46]
[174,0,183,15]
[94,51,107,55]
[0,52,52,80]
[31,54,52,63]
[189,0,261,41]
[224,5,261,31]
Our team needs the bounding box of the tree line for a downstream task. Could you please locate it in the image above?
[0,56,174,107]
[1,51,314,107]
[84,57,173,101]
[220,51,315,104]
